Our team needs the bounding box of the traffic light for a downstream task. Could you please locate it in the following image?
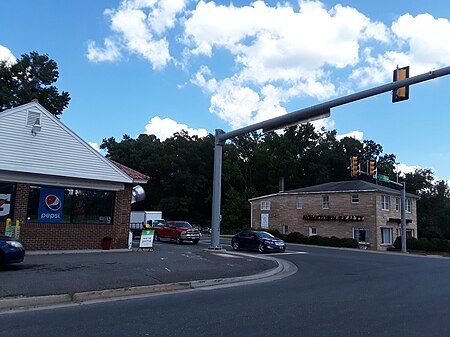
[392,66,410,102]
[351,156,358,177]
[369,160,376,176]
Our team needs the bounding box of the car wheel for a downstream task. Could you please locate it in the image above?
[175,235,182,245]
[258,243,265,253]
[232,241,239,251]
[192,239,199,244]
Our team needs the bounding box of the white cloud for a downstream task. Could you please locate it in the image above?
[144,116,208,140]
[336,130,364,141]
[87,0,187,69]
[351,13,450,85]
[397,163,422,175]
[87,38,121,62]
[88,142,101,152]
[89,1,450,133]
[0,45,16,66]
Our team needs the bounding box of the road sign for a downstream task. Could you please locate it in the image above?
[378,174,389,182]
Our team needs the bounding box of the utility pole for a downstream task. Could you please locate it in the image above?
[209,66,450,251]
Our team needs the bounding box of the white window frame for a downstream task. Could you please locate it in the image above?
[322,195,329,209]
[309,227,317,236]
[406,198,412,213]
[260,213,269,229]
[261,201,271,210]
[381,227,393,245]
[351,194,359,203]
[381,195,390,211]
[296,196,303,209]
[353,228,369,243]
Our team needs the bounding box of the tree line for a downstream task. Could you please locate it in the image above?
[2,51,449,238]
[100,127,450,239]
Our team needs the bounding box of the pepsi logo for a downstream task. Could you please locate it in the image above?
[45,195,62,211]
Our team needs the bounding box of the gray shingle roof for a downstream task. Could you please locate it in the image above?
[284,180,418,198]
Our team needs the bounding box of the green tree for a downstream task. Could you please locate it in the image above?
[0,51,70,116]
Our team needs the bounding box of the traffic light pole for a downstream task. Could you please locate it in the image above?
[209,66,450,250]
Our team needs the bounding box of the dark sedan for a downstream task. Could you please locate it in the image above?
[0,236,25,265]
[231,230,286,253]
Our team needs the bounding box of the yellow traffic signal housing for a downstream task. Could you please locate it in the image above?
[392,66,410,102]
[351,156,358,177]
[369,160,376,176]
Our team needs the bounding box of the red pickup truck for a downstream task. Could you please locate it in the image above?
[152,221,201,244]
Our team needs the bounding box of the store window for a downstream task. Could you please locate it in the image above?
[353,228,369,243]
[381,195,390,211]
[322,195,329,209]
[0,182,15,221]
[381,228,392,245]
[27,186,115,224]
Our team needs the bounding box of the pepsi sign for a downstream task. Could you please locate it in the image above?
[0,182,15,220]
[38,187,65,223]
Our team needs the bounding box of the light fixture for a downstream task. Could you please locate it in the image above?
[31,118,41,136]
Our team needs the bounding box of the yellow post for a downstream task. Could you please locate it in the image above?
[5,218,12,236]
[14,220,20,238]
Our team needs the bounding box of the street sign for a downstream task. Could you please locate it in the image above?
[378,174,389,182]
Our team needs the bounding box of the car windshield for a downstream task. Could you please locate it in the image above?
[177,222,192,228]
[256,231,275,239]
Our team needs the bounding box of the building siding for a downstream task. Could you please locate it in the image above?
[250,187,417,251]
[0,103,131,184]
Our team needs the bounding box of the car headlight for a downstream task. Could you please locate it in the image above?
[181,231,187,235]
[7,240,23,249]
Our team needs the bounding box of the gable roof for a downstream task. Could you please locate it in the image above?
[249,180,419,201]
[0,102,133,189]
[109,160,149,184]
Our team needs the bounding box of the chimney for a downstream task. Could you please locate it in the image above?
[279,177,285,192]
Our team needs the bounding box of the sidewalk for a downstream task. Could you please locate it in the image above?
[0,240,278,311]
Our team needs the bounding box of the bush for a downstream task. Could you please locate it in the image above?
[283,232,358,249]
[395,236,450,252]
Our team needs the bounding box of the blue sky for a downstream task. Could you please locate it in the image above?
[1,0,450,182]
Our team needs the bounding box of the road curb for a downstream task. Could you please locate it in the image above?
[0,253,287,312]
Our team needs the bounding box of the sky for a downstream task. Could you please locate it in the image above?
[1,0,450,182]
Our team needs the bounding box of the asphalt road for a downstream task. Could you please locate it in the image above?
[1,242,450,337]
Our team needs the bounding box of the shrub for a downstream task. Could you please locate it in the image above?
[285,232,307,244]
[283,232,358,249]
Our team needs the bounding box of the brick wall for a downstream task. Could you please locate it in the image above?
[251,191,417,251]
[10,183,132,251]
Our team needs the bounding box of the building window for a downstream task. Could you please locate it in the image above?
[260,214,269,229]
[381,195,390,211]
[406,198,412,213]
[27,186,115,224]
[406,229,414,238]
[296,197,303,209]
[283,225,289,235]
[261,201,270,210]
[381,228,392,245]
[395,197,400,211]
[309,227,317,236]
[322,195,329,209]
[351,194,359,203]
[353,228,369,243]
